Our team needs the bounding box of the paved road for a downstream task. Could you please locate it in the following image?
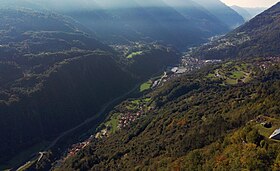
[45,83,140,150]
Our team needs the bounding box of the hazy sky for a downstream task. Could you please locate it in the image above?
[221,0,279,7]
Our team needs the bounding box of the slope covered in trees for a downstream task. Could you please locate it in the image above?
[191,2,280,59]
[28,4,280,170]
[0,9,178,168]
[56,58,280,171]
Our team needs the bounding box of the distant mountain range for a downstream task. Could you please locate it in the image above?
[191,2,280,59]
[231,5,266,21]
[55,0,240,49]
[52,3,280,170]
[0,0,245,50]
[2,0,274,169]
[195,0,245,28]
[244,7,266,17]
[231,5,253,21]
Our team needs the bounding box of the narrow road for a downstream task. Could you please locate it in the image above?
[45,83,140,150]
[15,83,140,171]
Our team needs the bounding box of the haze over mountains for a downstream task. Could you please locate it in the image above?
[0,0,279,170]
[0,0,245,50]
[231,5,253,21]
[191,2,280,59]
[54,2,280,170]
[231,5,266,21]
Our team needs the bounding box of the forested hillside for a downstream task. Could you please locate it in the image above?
[191,2,280,59]
[1,1,278,170]
[56,58,280,171]
[0,9,178,168]
[54,4,280,170]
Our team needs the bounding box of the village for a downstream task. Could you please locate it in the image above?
[62,98,153,159]
[60,56,280,161]
[148,56,222,90]
[254,56,280,70]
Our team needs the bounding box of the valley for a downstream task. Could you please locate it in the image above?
[14,52,223,170]
[0,7,178,170]
[0,0,279,171]
[55,57,280,171]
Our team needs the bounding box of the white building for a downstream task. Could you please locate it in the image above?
[269,128,280,140]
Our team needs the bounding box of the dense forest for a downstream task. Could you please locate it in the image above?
[0,1,279,170]
[191,2,280,59]
[56,58,280,170]
[53,3,280,170]
[0,9,178,168]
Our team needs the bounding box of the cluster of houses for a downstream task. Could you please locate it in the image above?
[149,57,223,90]
[181,57,222,72]
[95,128,108,139]
[119,110,144,128]
[111,42,157,57]
[65,135,93,158]
[256,57,280,70]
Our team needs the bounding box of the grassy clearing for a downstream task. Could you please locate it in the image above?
[225,78,237,85]
[131,99,141,105]
[105,114,120,134]
[206,73,215,78]
[140,81,152,92]
[127,51,143,59]
[143,98,151,102]
[207,63,253,85]
[231,71,245,79]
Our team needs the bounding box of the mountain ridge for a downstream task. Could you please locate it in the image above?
[191,2,280,59]
[49,3,280,171]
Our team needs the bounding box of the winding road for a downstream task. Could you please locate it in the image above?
[16,83,141,171]
[45,83,140,150]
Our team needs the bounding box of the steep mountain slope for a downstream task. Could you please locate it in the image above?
[56,58,280,171]
[231,5,252,21]
[191,2,280,60]
[0,9,178,168]
[162,0,229,36]
[52,3,280,170]
[14,0,231,50]
[62,0,230,49]
[0,8,128,166]
[195,0,245,28]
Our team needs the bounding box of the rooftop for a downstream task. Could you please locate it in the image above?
[269,128,280,140]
